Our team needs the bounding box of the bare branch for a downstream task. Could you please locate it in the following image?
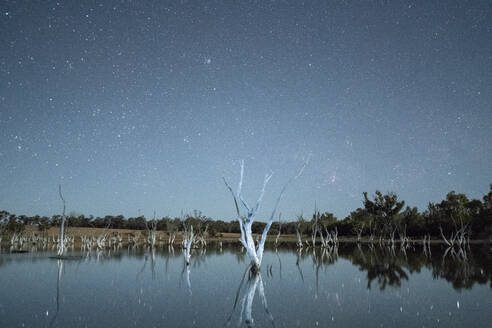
[237,160,251,212]
[251,172,273,216]
[57,184,67,256]
[58,184,66,217]
[223,177,241,220]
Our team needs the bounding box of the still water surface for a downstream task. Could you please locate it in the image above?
[1,244,491,327]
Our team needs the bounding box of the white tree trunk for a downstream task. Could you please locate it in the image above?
[184,225,194,265]
[224,159,308,273]
[57,185,66,257]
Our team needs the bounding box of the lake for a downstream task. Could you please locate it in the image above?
[1,243,491,327]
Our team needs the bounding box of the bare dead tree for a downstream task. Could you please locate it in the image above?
[398,224,409,250]
[193,223,208,248]
[274,214,282,248]
[296,215,304,249]
[368,220,375,243]
[311,206,319,248]
[353,223,364,243]
[389,227,396,246]
[0,212,8,246]
[167,220,177,245]
[183,224,194,265]
[57,185,67,257]
[128,231,141,246]
[439,226,455,247]
[96,219,111,249]
[330,226,338,245]
[223,159,308,274]
[146,210,158,248]
[422,234,432,257]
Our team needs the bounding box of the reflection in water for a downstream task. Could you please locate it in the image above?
[350,245,409,290]
[135,248,158,281]
[281,242,492,292]
[295,248,304,282]
[275,249,282,280]
[181,261,192,296]
[432,244,490,290]
[227,266,274,327]
[150,247,156,280]
[186,265,192,296]
[136,254,148,281]
[310,246,339,298]
[1,243,492,328]
[49,259,63,327]
[1,243,491,292]
[331,243,492,291]
[165,245,174,275]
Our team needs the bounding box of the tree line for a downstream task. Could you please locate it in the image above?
[1,184,491,239]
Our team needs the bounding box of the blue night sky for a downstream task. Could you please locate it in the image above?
[1,1,491,221]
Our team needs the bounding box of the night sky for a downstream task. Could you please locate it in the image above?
[1,1,491,221]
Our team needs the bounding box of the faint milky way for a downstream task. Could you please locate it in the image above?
[1,1,491,220]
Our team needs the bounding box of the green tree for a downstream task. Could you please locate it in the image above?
[472,184,492,237]
[400,206,424,236]
[6,215,24,234]
[426,191,473,235]
[363,190,405,236]
[319,211,337,228]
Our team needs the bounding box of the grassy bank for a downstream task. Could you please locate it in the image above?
[10,226,490,245]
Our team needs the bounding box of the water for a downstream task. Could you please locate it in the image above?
[0,244,491,327]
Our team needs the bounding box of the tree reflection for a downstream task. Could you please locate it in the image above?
[180,261,192,296]
[227,266,275,327]
[430,246,492,290]
[49,259,63,327]
[352,246,409,290]
[340,243,492,291]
